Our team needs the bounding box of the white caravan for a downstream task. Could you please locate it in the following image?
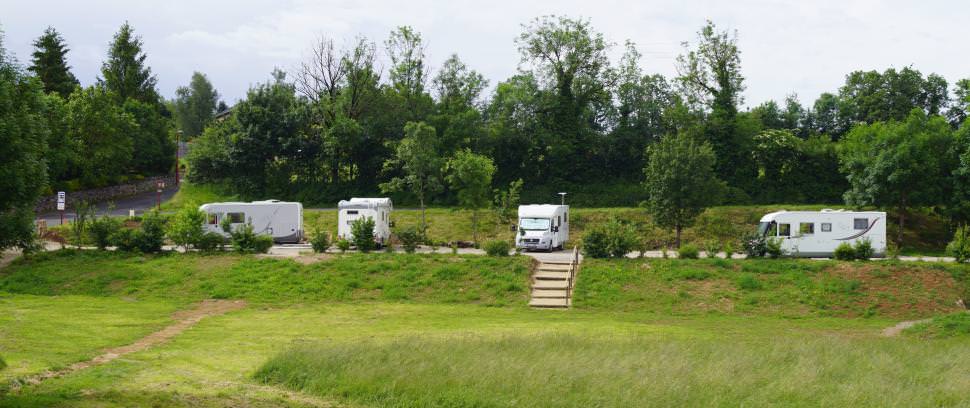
[758,209,887,258]
[515,204,569,251]
[199,200,303,243]
[337,198,393,246]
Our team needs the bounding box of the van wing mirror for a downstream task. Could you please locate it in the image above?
[552,226,559,232]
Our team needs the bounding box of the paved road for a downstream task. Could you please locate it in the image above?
[36,185,180,227]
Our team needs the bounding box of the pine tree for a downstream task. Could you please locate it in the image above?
[99,22,158,104]
[174,71,220,137]
[29,27,79,98]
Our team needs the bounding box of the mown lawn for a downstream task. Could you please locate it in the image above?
[2,251,969,407]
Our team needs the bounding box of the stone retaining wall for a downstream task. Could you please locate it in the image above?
[35,175,176,213]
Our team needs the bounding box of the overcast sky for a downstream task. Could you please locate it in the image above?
[1,0,965,108]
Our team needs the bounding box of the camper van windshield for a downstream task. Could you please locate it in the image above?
[758,222,771,236]
[520,218,551,231]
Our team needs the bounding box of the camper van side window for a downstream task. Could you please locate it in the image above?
[347,210,358,215]
[558,216,562,227]
[799,223,814,235]
[853,218,868,230]
[207,214,219,225]
[227,212,245,224]
[778,223,791,237]
[821,223,832,232]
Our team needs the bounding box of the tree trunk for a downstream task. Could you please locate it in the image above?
[675,225,682,249]
[420,195,426,235]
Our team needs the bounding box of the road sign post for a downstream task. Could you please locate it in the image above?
[156,181,165,211]
[57,191,66,225]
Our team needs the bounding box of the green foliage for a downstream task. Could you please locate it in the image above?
[483,240,511,257]
[0,44,49,251]
[493,178,523,225]
[351,217,376,253]
[28,26,79,97]
[174,71,220,137]
[136,210,166,253]
[166,207,206,250]
[445,149,496,244]
[744,231,769,257]
[907,312,970,338]
[834,243,856,261]
[89,212,121,250]
[336,239,351,253]
[678,244,699,259]
[0,354,5,371]
[226,223,272,254]
[395,226,423,253]
[853,238,875,260]
[722,242,735,258]
[65,86,135,187]
[99,23,158,104]
[643,133,723,247]
[765,237,783,259]
[381,121,443,232]
[195,232,224,252]
[310,227,330,253]
[702,240,721,258]
[70,201,94,249]
[582,218,638,259]
[947,226,970,263]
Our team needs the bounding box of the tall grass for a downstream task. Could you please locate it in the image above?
[256,333,970,407]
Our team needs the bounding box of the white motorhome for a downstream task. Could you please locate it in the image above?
[337,198,393,246]
[515,204,569,251]
[758,209,887,258]
[199,200,303,243]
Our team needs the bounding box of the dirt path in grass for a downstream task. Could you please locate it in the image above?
[881,318,933,337]
[9,299,247,391]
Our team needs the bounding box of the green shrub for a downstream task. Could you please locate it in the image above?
[678,244,699,259]
[765,237,783,258]
[196,232,224,252]
[166,207,206,250]
[136,210,167,253]
[483,240,511,257]
[722,242,735,259]
[88,214,121,250]
[736,273,763,290]
[112,228,139,252]
[336,238,351,253]
[225,223,272,253]
[853,238,874,260]
[253,235,274,254]
[702,240,721,258]
[351,217,376,253]
[395,227,424,254]
[834,242,855,260]
[0,355,5,370]
[908,312,970,338]
[947,226,970,263]
[582,217,637,259]
[310,227,330,253]
[742,232,768,257]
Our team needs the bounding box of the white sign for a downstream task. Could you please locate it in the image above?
[56,191,66,211]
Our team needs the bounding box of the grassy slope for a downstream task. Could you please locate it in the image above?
[575,258,970,319]
[0,250,533,306]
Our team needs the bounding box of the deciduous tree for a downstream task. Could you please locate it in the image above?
[445,149,496,245]
[380,121,443,232]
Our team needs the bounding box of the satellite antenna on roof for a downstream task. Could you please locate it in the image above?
[558,192,567,206]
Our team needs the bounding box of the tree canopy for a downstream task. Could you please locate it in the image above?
[29,27,78,98]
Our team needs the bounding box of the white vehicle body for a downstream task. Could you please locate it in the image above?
[758,209,887,258]
[337,198,393,246]
[515,204,569,251]
[199,200,303,243]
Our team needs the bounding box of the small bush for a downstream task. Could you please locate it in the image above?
[834,242,855,260]
[351,217,376,253]
[582,217,637,259]
[196,232,224,252]
[310,227,330,253]
[136,210,167,253]
[88,215,121,250]
[252,235,274,254]
[743,232,767,258]
[336,239,351,253]
[0,355,5,370]
[947,226,970,263]
[483,240,511,257]
[166,207,206,250]
[736,273,763,290]
[722,242,735,259]
[765,237,783,259]
[702,240,721,258]
[853,238,874,260]
[226,223,273,253]
[678,244,699,259]
[112,228,139,252]
[395,227,424,254]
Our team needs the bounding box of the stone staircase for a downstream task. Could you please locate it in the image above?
[528,247,580,308]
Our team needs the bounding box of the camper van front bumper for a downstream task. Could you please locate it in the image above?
[517,238,550,250]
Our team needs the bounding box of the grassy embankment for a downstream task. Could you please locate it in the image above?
[3,249,968,406]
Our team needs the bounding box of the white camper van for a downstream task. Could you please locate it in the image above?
[199,200,303,243]
[337,198,393,247]
[758,209,887,258]
[515,204,569,251]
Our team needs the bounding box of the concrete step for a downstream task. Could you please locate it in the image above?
[541,261,574,266]
[534,271,571,280]
[537,264,572,272]
[529,298,570,308]
[532,279,569,290]
[531,289,568,298]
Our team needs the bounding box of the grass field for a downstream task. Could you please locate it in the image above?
[2,251,969,406]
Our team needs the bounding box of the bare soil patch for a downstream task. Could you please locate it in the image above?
[8,299,247,392]
[830,263,964,318]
